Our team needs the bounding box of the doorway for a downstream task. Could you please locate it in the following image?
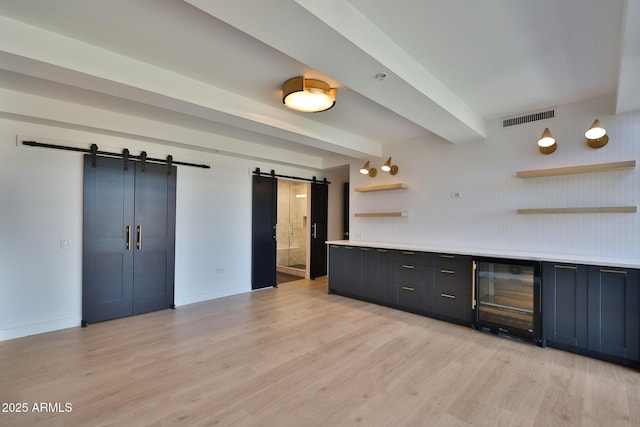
[251,171,328,289]
[276,180,309,283]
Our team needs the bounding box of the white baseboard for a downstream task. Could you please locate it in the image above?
[0,316,81,342]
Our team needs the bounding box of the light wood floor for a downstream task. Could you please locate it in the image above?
[1,278,639,426]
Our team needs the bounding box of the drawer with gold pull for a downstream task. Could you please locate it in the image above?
[397,283,423,311]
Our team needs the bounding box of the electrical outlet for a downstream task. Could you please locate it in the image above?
[215,268,224,274]
[60,239,70,249]
[451,192,461,198]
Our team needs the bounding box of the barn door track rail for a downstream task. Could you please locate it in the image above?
[252,167,330,185]
[22,140,211,171]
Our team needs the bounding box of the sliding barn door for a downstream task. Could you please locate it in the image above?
[132,161,176,315]
[83,156,135,323]
[251,174,277,289]
[309,182,328,279]
[83,155,176,325]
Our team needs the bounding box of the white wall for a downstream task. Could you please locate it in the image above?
[0,118,346,341]
[349,95,640,261]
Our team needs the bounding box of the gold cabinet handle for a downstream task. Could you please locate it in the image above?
[440,269,455,274]
[126,225,131,251]
[555,265,577,270]
[600,269,627,275]
[136,225,142,250]
[402,251,415,255]
[361,248,370,251]
[402,265,415,269]
[440,293,456,299]
[472,261,477,309]
[377,249,387,253]
[345,246,354,250]
[402,286,415,291]
[440,254,455,259]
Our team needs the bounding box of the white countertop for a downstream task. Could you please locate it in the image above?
[326,240,640,269]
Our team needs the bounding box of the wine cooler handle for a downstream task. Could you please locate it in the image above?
[471,261,477,309]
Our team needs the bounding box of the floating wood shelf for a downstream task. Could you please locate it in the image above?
[517,206,637,215]
[354,183,408,192]
[516,160,636,178]
[354,212,407,218]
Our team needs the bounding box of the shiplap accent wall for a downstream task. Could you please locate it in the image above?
[350,95,640,260]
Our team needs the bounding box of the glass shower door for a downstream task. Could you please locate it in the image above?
[276,181,308,274]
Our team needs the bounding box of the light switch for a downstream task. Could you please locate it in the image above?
[60,239,70,249]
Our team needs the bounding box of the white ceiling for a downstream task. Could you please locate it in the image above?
[0,0,637,169]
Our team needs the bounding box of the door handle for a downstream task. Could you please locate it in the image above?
[312,222,317,239]
[136,225,142,250]
[126,225,131,250]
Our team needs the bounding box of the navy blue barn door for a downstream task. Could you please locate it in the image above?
[310,182,328,279]
[251,174,277,289]
[83,155,176,325]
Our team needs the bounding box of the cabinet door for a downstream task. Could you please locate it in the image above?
[587,267,640,361]
[345,246,362,296]
[328,245,347,293]
[378,249,397,305]
[361,248,379,300]
[542,263,588,348]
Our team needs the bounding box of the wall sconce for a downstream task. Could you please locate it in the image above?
[537,128,557,154]
[359,160,377,177]
[381,157,399,175]
[585,119,608,148]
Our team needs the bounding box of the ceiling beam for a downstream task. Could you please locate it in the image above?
[186,0,486,143]
[0,15,381,160]
[616,0,640,114]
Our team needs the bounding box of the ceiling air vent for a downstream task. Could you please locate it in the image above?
[503,109,555,127]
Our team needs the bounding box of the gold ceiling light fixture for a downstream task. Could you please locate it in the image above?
[282,76,336,113]
[359,160,377,177]
[585,119,608,148]
[537,128,557,154]
[381,157,399,175]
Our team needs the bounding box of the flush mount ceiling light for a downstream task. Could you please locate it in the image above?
[537,128,557,154]
[585,119,609,148]
[282,76,336,113]
[359,160,377,177]
[381,157,399,175]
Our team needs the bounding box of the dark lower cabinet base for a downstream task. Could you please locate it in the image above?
[328,245,640,370]
[328,287,472,328]
[546,340,639,369]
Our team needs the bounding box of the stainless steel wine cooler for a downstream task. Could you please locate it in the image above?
[473,257,542,343]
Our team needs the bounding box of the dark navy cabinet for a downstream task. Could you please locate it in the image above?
[328,245,347,294]
[329,244,639,368]
[396,251,427,312]
[429,253,472,324]
[377,249,397,305]
[587,266,639,362]
[360,247,379,301]
[542,263,588,348]
[543,262,639,366]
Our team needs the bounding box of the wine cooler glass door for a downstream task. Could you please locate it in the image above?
[477,261,535,333]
